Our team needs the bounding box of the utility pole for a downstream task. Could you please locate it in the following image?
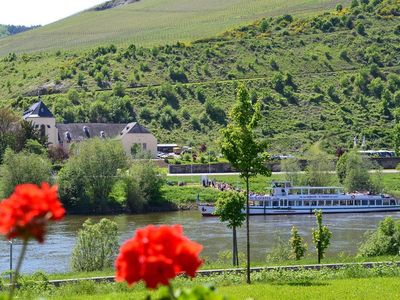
[9,239,13,282]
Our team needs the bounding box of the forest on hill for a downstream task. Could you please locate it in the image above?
[0,0,399,154]
[0,24,40,39]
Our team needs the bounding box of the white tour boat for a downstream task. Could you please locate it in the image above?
[198,181,400,216]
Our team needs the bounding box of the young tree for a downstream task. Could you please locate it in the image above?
[312,210,332,264]
[289,226,307,260]
[220,84,271,283]
[214,191,246,266]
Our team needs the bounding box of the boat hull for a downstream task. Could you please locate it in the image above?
[199,205,400,216]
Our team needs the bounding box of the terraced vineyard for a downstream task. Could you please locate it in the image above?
[0,0,349,56]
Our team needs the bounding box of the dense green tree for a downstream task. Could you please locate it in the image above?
[304,144,336,186]
[215,191,246,266]
[312,210,332,264]
[220,84,270,283]
[394,123,400,156]
[0,148,52,198]
[0,107,18,162]
[58,138,128,213]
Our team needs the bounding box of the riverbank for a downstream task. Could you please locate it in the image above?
[163,172,400,207]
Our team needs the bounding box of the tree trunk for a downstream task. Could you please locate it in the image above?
[246,176,251,284]
[232,226,236,266]
[317,241,321,264]
[233,226,239,266]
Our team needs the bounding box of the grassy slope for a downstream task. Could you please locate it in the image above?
[0,0,349,56]
[0,1,399,153]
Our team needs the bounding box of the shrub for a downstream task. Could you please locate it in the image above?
[266,235,290,262]
[356,22,366,35]
[205,100,226,124]
[71,218,119,272]
[169,67,188,83]
[260,20,269,32]
[113,81,125,97]
[0,148,52,198]
[358,217,400,257]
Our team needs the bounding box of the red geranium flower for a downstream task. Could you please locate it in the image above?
[0,183,65,243]
[115,224,203,289]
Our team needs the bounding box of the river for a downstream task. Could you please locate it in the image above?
[1,211,399,274]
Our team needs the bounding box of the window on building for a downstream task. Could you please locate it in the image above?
[40,124,46,138]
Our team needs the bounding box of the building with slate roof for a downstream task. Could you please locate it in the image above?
[22,101,157,157]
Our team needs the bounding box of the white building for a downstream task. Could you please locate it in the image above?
[22,101,157,157]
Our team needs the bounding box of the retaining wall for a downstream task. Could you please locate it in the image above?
[168,158,400,174]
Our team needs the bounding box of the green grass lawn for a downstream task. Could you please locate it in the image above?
[11,276,400,299]
[0,0,349,55]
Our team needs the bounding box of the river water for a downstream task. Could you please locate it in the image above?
[1,211,400,274]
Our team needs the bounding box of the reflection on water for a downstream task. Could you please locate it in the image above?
[1,211,399,274]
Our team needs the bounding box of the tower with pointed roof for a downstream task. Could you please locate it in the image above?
[23,100,58,146]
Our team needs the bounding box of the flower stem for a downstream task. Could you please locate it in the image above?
[9,239,28,300]
[168,284,177,300]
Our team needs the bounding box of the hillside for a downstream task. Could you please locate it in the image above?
[0,24,40,39]
[0,0,348,56]
[0,0,399,154]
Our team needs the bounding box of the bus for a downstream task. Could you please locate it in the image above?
[358,150,396,158]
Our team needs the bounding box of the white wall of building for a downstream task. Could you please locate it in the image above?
[120,133,157,158]
[25,116,58,146]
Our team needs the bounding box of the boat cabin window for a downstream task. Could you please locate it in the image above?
[326,200,332,206]
[383,199,390,206]
[362,200,368,205]
[333,200,339,206]
[390,199,396,205]
[296,200,303,206]
[369,200,375,205]
[346,200,353,206]
[272,200,279,206]
[288,189,302,195]
[288,200,294,206]
[311,201,317,206]
[318,200,324,206]
[376,200,382,206]
[355,200,360,205]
